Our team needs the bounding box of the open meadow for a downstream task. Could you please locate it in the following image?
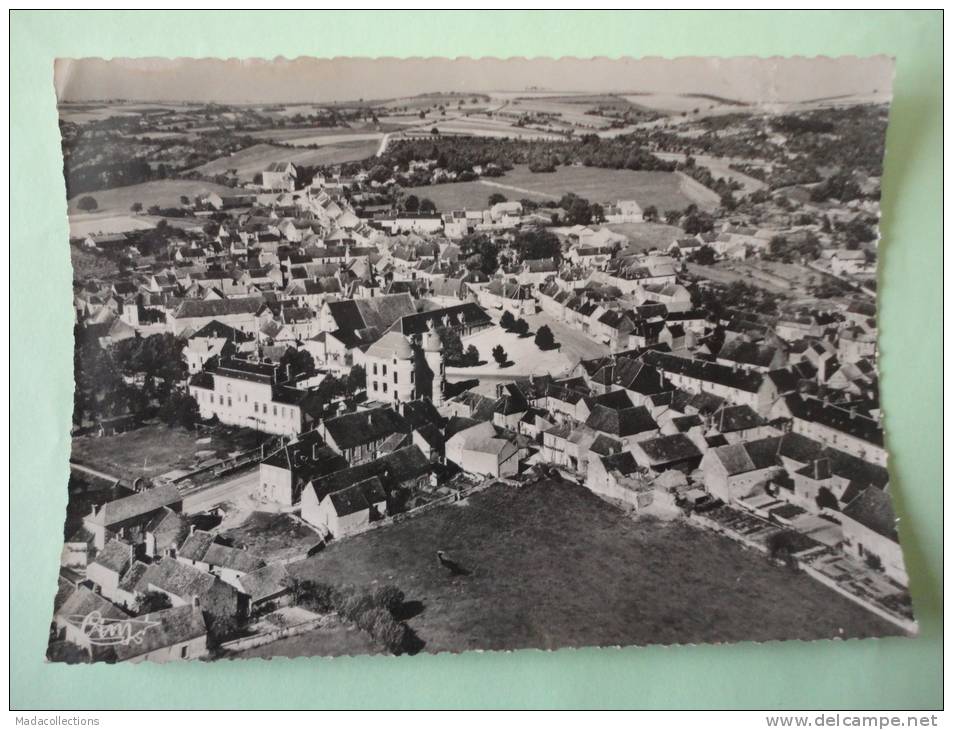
[67,179,240,215]
[193,141,379,181]
[286,480,899,655]
[407,164,719,213]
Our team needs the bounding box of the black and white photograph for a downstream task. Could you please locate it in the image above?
[50,54,913,665]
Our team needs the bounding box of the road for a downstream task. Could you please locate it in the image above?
[182,467,258,514]
[375,133,391,157]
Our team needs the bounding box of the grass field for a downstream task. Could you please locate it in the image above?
[407,165,719,213]
[71,423,264,482]
[67,180,240,215]
[288,480,898,654]
[607,222,685,252]
[194,141,379,180]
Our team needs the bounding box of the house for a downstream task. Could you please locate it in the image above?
[183,319,255,374]
[774,394,886,467]
[445,420,520,478]
[360,328,444,407]
[585,403,659,446]
[640,350,778,415]
[261,162,298,192]
[320,406,413,465]
[585,451,655,509]
[311,476,388,538]
[92,604,209,664]
[237,563,295,614]
[168,297,264,337]
[299,445,432,528]
[136,558,247,620]
[839,487,907,584]
[86,539,135,601]
[630,433,703,473]
[53,585,129,651]
[602,199,643,224]
[700,437,782,503]
[830,249,871,276]
[257,432,347,506]
[83,484,183,550]
[177,532,266,592]
[188,358,320,437]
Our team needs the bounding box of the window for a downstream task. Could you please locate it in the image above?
[180,646,189,659]
[383,365,388,376]
[273,405,278,416]
[227,397,232,407]
[254,402,259,413]
[410,372,414,383]
[373,363,378,375]
[373,381,378,392]
[383,383,388,393]
[394,372,398,384]
[218,396,223,405]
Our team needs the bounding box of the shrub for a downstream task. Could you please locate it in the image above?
[500,310,515,330]
[512,318,530,337]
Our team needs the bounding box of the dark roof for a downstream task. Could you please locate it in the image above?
[177,530,217,562]
[326,293,416,334]
[309,446,431,502]
[586,404,658,438]
[95,605,207,663]
[784,395,884,447]
[190,319,254,342]
[88,484,182,528]
[327,476,388,516]
[601,451,642,476]
[641,350,765,394]
[714,404,766,433]
[636,433,702,466]
[92,539,133,574]
[390,303,492,337]
[173,297,264,320]
[843,487,898,541]
[322,407,411,451]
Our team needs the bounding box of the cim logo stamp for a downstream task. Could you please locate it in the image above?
[67,611,160,647]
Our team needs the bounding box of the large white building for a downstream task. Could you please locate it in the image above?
[188,358,316,437]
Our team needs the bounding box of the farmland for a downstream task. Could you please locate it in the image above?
[192,141,379,180]
[287,480,899,655]
[607,222,685,252]
[407,164,720,213]
[67,179,240,215]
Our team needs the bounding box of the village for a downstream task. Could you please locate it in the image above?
[49,95,911,663]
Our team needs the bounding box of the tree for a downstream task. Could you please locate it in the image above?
[346,364,366,395]
[130,202,143,213]
[278,347,316,380]
[77,196,98,212]
[500,310,516,330]
[512,318,530,337]
[488,192,507,206]
[688,245,717,266]
[157,390,200,431]
[179,195,190,206]
[664,209,681,225]
[436,326,464,366]
[515,228,560,261]
[464,344,480,366]
[683,211,714,235]
[642,205,658,222]
[534,324,556,350]
[492,344,508,368]
[418,198,436,213]
[403,194,420,212]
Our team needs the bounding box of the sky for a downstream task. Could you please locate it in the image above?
[54,56,895,105]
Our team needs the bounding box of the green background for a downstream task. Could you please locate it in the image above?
[10,10,942,710]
